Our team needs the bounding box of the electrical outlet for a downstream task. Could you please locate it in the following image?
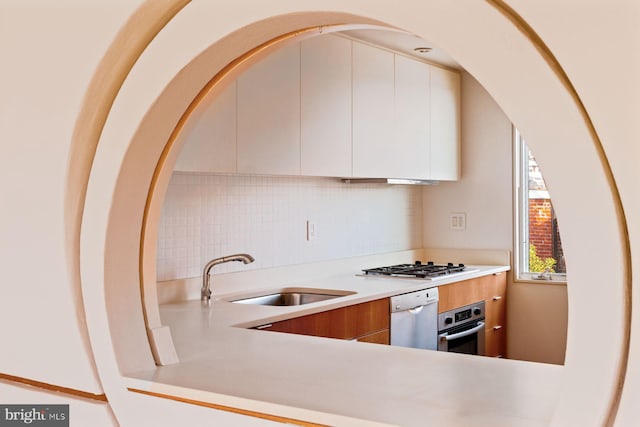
[306,220,318,241]
[449,213,466,230]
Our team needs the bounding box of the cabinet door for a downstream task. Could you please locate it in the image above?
[352,41,395,178]
[485,325,506,358]
[430,66,460,180]
[237,43,301,175]
[357,329,390,345]
[394,55,430,179]
[301,35,352,177]
[354,297,390,337]
[174,81,237,173]
[484,272,507,357]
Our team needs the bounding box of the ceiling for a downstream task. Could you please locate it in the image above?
[337,28,462,70]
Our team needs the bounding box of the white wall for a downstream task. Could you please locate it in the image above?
[0,1,142,394]
[423,71,568,365]
[157,173,423,281]
[423,72,513,250]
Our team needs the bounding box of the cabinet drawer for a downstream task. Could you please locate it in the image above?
[485,271,507,296]
[438,277,487,313]
[484,271,507,329]
[485,294,506,328]
[254,298,389,341]
[485,323,506,358]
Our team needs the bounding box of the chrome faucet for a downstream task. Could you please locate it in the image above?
[201,253,255,302]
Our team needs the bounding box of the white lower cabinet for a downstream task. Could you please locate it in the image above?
[237,42,301,176]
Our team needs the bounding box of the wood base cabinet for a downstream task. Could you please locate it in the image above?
[437,272,507,358]
[484,272,507,358]
[255,298,390,345]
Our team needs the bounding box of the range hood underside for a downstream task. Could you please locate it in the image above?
[341,178,439,185]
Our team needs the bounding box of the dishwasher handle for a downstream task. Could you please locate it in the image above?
[407,305,424,314]
[439,321,485,342]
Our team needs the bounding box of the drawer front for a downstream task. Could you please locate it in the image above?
[254,298,389,341]
[485,294,506,328]
[438,276,488,313]
[485,323,506,358]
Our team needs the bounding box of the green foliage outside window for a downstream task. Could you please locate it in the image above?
[529,243,556,273]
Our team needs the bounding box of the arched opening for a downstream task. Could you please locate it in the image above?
[74,3,629,425]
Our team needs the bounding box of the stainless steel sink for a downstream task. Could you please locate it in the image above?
[229,288,355,306]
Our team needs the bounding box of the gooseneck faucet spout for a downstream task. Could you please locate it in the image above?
[201,253,255,302]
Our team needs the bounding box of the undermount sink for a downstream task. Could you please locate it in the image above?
[228,288,356,306]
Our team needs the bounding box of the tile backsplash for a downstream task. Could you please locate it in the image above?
[156,173,423,281]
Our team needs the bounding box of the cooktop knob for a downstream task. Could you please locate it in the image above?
[444,317,453,325]
[473,308,482,315]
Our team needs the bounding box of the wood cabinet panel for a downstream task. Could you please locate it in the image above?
[357,329,390,345]
[485,295,507,329]
[485,323,506,358]
[257,298,389,343]
[437,277,487,313]
[354,298,390,337]
[291,306,355,339]
[484,272,507,357]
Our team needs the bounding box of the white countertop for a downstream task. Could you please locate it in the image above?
[125,265,563,426]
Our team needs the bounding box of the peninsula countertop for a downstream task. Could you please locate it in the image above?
[125,265,562,426]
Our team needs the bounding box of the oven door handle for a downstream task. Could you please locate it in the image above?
[439,321,485,342]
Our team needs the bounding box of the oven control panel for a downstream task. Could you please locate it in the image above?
[437,300,485,331]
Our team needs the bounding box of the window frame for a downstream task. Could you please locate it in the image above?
[513,128,567,284]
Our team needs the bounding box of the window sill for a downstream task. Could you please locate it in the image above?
[514,277,567,286]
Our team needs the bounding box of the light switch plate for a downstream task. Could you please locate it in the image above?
[449,213,466,230]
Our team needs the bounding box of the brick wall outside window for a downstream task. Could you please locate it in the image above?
[528,197,566,273]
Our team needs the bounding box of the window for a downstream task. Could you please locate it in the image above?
[514,129,567,281]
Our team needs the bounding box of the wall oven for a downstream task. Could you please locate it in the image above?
[437,301,485,355]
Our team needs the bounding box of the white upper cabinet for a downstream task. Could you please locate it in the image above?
[394,55,431,179]
[174,35,460,181]
[237,43,301,175]
[352,41,396,178]
[174,81,237,173]
[430,66,461,180]
[300,35,352,177]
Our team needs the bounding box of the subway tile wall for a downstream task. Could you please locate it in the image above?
[156,173,423,281]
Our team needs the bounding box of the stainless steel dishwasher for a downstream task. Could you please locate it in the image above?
[390,287,439,350]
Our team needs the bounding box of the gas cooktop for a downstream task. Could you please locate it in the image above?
[361,261,473,279]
